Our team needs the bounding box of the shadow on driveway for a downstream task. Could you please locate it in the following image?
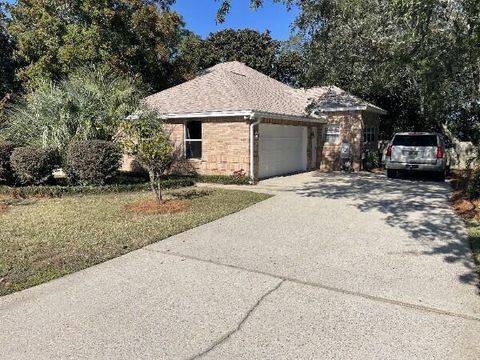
[293,172,479,289]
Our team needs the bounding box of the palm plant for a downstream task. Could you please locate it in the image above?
[1,66,144,154]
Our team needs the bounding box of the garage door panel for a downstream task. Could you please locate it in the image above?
[258,124,307,179]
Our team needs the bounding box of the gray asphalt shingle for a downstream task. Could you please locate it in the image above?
[145,61,386,117]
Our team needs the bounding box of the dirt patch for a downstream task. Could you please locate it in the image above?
[453,197,480,219]
[0,203,8,214]
[126,199,190,215]
[453,191,480,220]
[451,173,480,220]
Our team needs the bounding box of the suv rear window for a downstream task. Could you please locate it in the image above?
[392,135,437,147]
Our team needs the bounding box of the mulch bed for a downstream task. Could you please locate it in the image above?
[452,192,480,220]
[126,199,190,215]
[450,172,480,220]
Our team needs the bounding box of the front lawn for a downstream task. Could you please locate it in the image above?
[0,188,271,296]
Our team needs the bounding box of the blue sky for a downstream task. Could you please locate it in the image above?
[173,0,298,40]
[4,0,298,40]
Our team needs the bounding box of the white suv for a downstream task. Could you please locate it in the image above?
[385,132,450,181]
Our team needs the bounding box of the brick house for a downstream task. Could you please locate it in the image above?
[127,61,385,179]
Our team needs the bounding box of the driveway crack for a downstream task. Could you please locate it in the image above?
[187,279,285,360]
[145,248,480,322]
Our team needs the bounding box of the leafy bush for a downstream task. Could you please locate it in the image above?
[66,140,122,185]
[10,146,57,185]
[113,171,150,185]
[467,171,480,199]
[363,148,381,170]
[121,113,177,203]
[0,141,16,184]
[0,178,195,198]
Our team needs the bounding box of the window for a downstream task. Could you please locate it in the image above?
[363,127,377,143]
[324,125,340,144]
[392,135,437,147]
[185,121,202,159]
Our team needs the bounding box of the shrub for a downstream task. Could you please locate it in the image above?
[0,141,16,184]
[121,114,177,203]
[363,148,381,171]
[194,174,251,185]
[467,171,480,199]
[66,140,122,185]
[0,178,195,198]
[10,146,56,185]
[113,171,149,185]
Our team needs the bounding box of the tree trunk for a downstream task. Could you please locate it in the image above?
[149,170,162,204]
[156,179,163,203]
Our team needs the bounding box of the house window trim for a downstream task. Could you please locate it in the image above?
[363,126,376,143]
[184,120,203,160]
[323,125,340,144]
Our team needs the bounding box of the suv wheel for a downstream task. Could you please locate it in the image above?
[387,169,397,179]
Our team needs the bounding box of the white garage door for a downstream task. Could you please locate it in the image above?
[258,124,307,179]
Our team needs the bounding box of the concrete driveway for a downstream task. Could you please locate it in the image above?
[1,172,479,359]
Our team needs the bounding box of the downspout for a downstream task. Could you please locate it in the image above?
[248,115,261,183]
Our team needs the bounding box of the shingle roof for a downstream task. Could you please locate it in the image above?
[298,86,387,114]
[144,61,386,118]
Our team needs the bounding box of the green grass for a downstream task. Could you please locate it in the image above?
[465,220,480,276]
[0,188,271,296]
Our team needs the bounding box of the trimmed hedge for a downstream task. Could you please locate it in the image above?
[66,140,122,185]
[113,171,149,185]
[0,141,16,184]
[10,146,56,185]
[192,175,251,185]
[0,178,195,198]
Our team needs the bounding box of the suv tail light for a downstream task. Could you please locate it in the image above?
[386,145,392,157]
[437,146,444,159]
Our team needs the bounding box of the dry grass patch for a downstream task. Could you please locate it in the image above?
[126,199,190,214]
[0,188,271,296]
[0,195,17,214]
[0,203,8,214]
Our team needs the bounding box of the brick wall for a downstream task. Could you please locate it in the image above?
[319,111,381,171]
[319,111,363,171]
[165,117,250,176]
[167,117,322,178]
[122,116,327,177]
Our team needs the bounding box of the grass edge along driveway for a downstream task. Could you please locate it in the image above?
[0,188,271,296]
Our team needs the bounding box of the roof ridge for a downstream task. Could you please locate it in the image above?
[221,68,254,111]
[144,61,386,116]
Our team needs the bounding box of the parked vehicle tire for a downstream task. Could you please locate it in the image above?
[387,169,397,178]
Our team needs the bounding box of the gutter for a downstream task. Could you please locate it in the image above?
[249,115,261,182]
[160,110,326,124]
[161,110,254,119]
[318,105,387,115]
